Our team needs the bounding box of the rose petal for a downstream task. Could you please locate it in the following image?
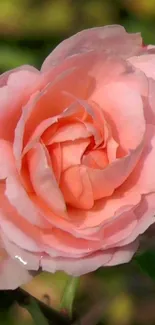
[87,139,144,200]
[45,122,91,145]
[60,139,90,171]
[28,142,66,215]
[60,165,94,209]
[118,193,155,246]
[128,54,155,80]
[41,25,142,71]
[0,257,32,289]
[91,82,145,152]
[1,232,40,270]
[105,240,139,266]
[124,125,155,195]
[41,241,138,276]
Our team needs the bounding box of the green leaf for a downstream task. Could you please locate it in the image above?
[60,276,80,318]
[136,250,155,280]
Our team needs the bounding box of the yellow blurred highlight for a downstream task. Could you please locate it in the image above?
[107,293,133,325]
[124,0,155,17]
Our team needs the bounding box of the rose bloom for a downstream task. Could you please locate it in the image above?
[0,25,155,289]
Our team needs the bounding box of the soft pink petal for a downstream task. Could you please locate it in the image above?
[48,143,62,183]
[23,67,93,146]
[105,240,139,266]
[0,184,44,250]
[13,91,40,170]
[82,149,108,169]
[41,241,138,276]
[41,25,142,72]
[68,188,141,230]
[0,257,32,289]
[0,217,41,252]
[91,82,145,152]
[118,193,155,246]
[106,136,119,162]
[0,140,15,179]
[86,139,144,200]
[1,232,40,270]
[0,65,40,87]
[45,122,91,145]
[28,142,66,215]
[60,165,94,209]
[42,228,102,257]
[124,125,155,194]
[0,71,43,141]
[128,54,155,80]
[5,174,47,227]
[60,139,90,171]
[101,211,137,248]
[41,250,113,276]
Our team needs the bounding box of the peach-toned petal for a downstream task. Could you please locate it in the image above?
[118,193,155,246]
[13,91,40,170]
[68,188,141,230]
[45,122,90,144]
[5,175,47,227]
[102,211,137,249]
[0,65,40,87]
[82,149,108,169]
[41,240,138,276]
[23,99,94,157]
[124,125,155,195]
[48,143,62,183]
[0,217,41,252]
[0,184,44,250]
[60,139,90,171]
[41,25,142,72]
[0,140,15,179]
[91,82,145,152]
[60,165,94,209]
[42,228,102,257]
[106,136,119,162]
[28,142,66,215]
[87,139,144,200]
[24,67,93,146]
[0,71,43,141]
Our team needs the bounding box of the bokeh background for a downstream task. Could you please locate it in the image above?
[1,0,155,324]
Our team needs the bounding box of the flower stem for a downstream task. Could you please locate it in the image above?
[60,277,80,319]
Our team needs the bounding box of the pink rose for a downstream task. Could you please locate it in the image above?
[0,25,155,289]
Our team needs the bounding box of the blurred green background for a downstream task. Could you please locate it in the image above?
[1,0,155,73]
[1,0,155,324]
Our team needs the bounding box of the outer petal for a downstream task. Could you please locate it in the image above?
[105,240,139,266]
[41,249,113,276]
[41,25,142,72]
[118,193,155,246]
[41,241,138,276]
[0,70,43,141]
[0,257,32,289]
[1,232,40,270]
[128,54,155,80]
[0,140,15,179]
[124,125,155,195]
[0,65,40,87]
